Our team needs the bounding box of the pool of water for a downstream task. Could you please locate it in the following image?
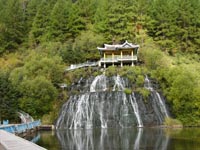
[29,128,200,150]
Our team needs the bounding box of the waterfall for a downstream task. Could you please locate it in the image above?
[144,75,169,120]
[155,92,169,118]
[56,94,94,129]
[144,75,153,91]
[71,94,91,129]
[56,74,170,129]
[90,75,107,92]
[113,75,125,91]
[130,93,143,127]
[17,111,34,123]
[113,75,143,127]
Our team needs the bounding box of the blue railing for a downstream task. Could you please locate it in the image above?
[0,125,16,133]
[0,120,41,134]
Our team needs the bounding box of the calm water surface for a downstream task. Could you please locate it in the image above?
[30,128,200,150]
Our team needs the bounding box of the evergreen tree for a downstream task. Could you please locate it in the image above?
[131,0,150,45]
[75,0,97,21]
[0,71,19,122]
[175,0,200,53]
[93,0,109,35]
[147,0,200,54]
[29,0,56,47]
[25,0,41,34]
[48,0,71,42]
[106,0,135,43]
[190,0,200,54]
[0,0,25,53]
[147,0,177,53]
[67,3,86,39]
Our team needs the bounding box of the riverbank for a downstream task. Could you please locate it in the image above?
[39,125,55,131]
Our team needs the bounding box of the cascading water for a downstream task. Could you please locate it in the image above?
[144,75,169,121]
[56,74,170,129]
[90,74,107,92]
[112,75,125,91]
[17,111,34,123]
[130,93,143,127]
[144,75,153,91]
[155,92,169,118]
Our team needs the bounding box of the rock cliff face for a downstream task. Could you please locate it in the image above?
[56,74,169,129]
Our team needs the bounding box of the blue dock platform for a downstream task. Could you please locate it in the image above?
[0,120,41,134]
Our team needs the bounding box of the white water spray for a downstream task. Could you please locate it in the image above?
[144,75,169,118]
[130,93,143,127]
[90,75,107,92]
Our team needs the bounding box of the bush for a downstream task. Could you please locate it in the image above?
[124,88,132,94]
[164,117,183,128]
[137,88,150,102]
[105,66,118,77]
[140,48,171,70]
[136,75,144,87]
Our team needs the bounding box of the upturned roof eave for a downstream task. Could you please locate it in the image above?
[97,47,116,51]
[97,41,140,51]
[97,46,139,51]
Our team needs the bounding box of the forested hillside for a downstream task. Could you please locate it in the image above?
[0,0,199,125]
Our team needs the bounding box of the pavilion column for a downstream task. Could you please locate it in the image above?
[112,52,114,66]
[131,50,134,66]
[120,51,123,67]
[104,52,106,68]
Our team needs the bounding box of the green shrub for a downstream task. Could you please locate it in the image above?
[137,88,150,102]
[136,75,144,87]
[105,66,118,76]
[124,88,132,94]
[93,70,101,77]
[164,117,183,128]
[118,66,130,77]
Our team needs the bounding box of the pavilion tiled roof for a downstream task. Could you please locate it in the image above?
[97,41,139,51]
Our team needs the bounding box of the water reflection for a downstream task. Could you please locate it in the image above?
[23,132,40,143]
[134,128,142,150]
[56,128,170,150]
[30,134,41,143]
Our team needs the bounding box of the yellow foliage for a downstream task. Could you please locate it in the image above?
[0,53,22,70]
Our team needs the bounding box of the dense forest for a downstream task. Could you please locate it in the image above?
[0,0,199,126]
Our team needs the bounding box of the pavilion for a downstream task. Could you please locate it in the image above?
[97,41,139,68]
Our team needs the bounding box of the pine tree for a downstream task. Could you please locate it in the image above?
[67,3,86,39]
[0,0,25,53]
[0,71,19,122]
[25,0,41,34]
[106,0,135,43]
[147,0,200,54]
[75,0,98,24]
[175,0,200,53]
[29,0,56,47]
[48,0,71,42]
[147,0,178,53]
[93,0,109,35]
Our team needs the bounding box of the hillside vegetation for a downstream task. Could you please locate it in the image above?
[0,0,199,125]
